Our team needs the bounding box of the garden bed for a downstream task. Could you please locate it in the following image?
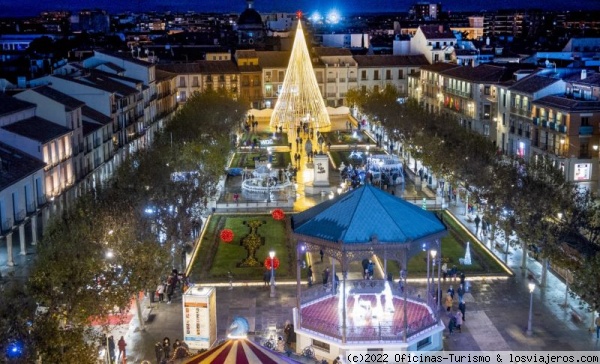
[230,151,291,169]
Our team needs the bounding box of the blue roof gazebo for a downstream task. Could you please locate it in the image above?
[291,185,447,344]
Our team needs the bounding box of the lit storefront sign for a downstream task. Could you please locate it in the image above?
[574,163,591,181]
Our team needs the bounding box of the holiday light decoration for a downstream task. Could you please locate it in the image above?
[220,229,234,243]
[264,256,280,270]
[269,20,330,131]
[271,208,285,220]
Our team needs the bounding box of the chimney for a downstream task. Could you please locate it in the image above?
[581,69,587,80]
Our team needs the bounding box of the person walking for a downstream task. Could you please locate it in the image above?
[459,300,466,321]
[156,282,165,303]
[322,268,330,286]
[457,284,464,302]
[445,294,453,312]
[447,285,455,300]
[166,276,175,304]
[448,315,456,335]
[108,336,116,364]
[307,265,313,287]
[474,215,481,236]
[117,336,127,362]
[460,271,466,286]
[163,337,171,360]
[319,249,324,263]
[263,270,271,287]
[596,314,600,339]
[455,311,463,333]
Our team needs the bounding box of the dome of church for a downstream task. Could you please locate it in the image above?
[238,8,263,26]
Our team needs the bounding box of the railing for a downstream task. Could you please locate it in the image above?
[327,78,336,82]
[37,195,46,206]
[26,202,36,214]
[14,210,25,223]
[339,78,346,82]
[509,126,515,133]
[558,125,567,133]
[348,78,357,82]
[2,218,13,233]
[517,128,522,136]
[532,117,539,126]
[327,93,336,98]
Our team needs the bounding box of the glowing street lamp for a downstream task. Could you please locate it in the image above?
[270,251,276,298]
[430,249,437,294]
[267,163,272,203]
[526,282,535,336]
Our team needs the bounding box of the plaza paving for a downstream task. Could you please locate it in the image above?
[1,115,599,363]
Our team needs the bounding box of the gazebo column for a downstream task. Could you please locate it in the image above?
[342,270,347,343]
[296,243,302,329]
[402,250,408,343]
[383,248,387,280]
[331,258,335,293]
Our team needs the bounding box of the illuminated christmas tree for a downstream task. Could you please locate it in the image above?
[269,20,330,131]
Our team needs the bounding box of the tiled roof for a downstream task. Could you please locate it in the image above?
[534,95,600,112]
[238,64,262,73]
[100,62,126,73]
[313,47,353,57]
[353,55,429,67]
[292,185,446,244]
[3,116,71,143]
[94,50,153,67]
[563,71,600,86]
[31,86,85,111]
[236,49,258,58]
[155,69,177,81]
[0,96,35,117]
[81,105,113,125]
[256,51,290,68]
[420,63,461,73]
[441,64,517,83]
[53,72,139,97]
[0,141,45,192]
[419,25,456,40]
[509,75,560,94]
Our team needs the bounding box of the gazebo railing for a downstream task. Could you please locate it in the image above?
[299,314,439,342]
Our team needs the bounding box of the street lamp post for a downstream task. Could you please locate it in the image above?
[426,245,430,296]
[266,163,272,203]
[526,282,535,336]
[430,249,437,297]
[269,251,276,298]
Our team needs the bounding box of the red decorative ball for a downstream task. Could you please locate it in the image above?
[264,256,280,270]
[220,229,234,243]
[271,209,285,221]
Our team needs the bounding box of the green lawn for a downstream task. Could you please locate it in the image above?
[230,151,291,169]
[190,214,293,282]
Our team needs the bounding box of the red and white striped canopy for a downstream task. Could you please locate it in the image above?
[184,338,299,364]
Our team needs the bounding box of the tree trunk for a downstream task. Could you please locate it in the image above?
[135,294,145,332]
[521,240,528,272]
[540,258,548,287]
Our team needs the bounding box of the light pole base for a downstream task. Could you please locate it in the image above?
[526,329,533,336]
[270,285,276,298]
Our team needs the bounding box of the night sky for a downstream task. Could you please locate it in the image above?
[1,0,600,17]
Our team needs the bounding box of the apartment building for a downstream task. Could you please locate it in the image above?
[354,55,428,97]
[0,105,46,267]
[313,47,358,107]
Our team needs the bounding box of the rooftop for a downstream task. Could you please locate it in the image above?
[81,105,113,126]
[30,86,85,111]
[3,116,71,143]
[419,24,456,40]
[0,96,35,117]
[0,141,45,192]
[353,55,429,67]
[509,74,561,94]
[534,95,600,112]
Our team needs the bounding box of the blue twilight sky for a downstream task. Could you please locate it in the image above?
[1,0,600,18]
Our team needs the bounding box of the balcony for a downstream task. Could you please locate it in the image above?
[549,121,556,130]
[509,126,515,134]
[327,93,336,98]
[542,120,548,128]
[14,209,25,223]
[2,218,13,234]
[580,126,593,135]
[517,129,523,136]
[525,131,531,138]
[26,201,36,214]
[339,78,346,82]
[558,125,567,133]
[532,117,539,126]
[327,78,336,83]
[37,195,46,207]
[348,78,357,82]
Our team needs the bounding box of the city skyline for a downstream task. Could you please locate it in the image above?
[2,0,600,18]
